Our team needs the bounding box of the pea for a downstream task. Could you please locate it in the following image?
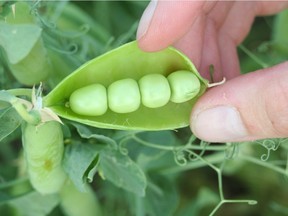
[139,74,170,108]
[108,78,140,113]
[70,84,107,116]
[167,70,200,103]
[22,121,67,194]
[44,41,209,130]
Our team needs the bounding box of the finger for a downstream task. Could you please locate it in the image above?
[217,31,240,80]
[137,1,215,52]
[197,1,235,81]
[190,61,288,142]
[215,2,259,79]
[172,14,205,70]
[199,18,224,82]
[175,1,235,81]
[257,2,288,15]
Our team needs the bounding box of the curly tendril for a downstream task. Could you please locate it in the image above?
[45,42,79,55]
[173,148,202,166]
[29,1,91,59]
[257,139,282,161]
[173,149,188,166]
[30,2,57,29]
[118,137,129,156]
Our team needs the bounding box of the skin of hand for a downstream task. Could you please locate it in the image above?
[136,0,288,143]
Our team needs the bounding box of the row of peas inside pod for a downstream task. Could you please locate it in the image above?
[43,41,209,130]
[69,70,201,115]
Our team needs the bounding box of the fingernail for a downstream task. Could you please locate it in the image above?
[191,106,248,142]
[137,0,158,40]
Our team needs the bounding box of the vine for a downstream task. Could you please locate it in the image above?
[118,132,260,215]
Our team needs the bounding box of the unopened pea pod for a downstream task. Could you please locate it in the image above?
[22,121,67,194]
[69,71,200,116]
[60,181,102,216]
[2,2,51,86]
[44,41,209,130]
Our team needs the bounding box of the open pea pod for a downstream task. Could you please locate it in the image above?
[43,41,208,130]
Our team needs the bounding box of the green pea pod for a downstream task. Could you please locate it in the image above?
[1,2,51,85]
[7,38,52,86]
[22,121,67,194]
[44,41,208,130]
[60,181,102,216]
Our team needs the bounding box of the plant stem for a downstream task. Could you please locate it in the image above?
[12,101,39,125]
[239,155,288,177]
[7,88,32,98]
[238,44,269,68]
[132,134,227,152]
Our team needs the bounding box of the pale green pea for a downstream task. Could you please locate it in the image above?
[167,70,201,103]
[69,84,107,116]
[108,78,140,113]
[139,74,171,108]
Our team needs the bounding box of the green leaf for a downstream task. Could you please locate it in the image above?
[99,149,147,196]
[70,122,117,149]
[0,178,32,204]
[0,192,11,204]
[125,131,179,171]
[134,175,179,216]
[8,191,59,216]
[63,142,101,192]
[0,107,22,142]
[0,22,42,64]
[177,188,219,216]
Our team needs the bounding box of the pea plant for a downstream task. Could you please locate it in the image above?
[0,1,288,216]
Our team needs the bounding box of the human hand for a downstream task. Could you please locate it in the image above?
[137,1,288,142]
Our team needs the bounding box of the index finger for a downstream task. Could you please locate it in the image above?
[137,1,214,52]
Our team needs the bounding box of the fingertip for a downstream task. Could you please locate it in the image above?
[136,0,162,52]
[136,0,158,41]
[137,1,206,52]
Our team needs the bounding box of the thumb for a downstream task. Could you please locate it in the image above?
[191,61,288,142]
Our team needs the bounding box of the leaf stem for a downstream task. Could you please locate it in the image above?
[209,199,257,216]
[12,101,39,125]
[7,88,32,98]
